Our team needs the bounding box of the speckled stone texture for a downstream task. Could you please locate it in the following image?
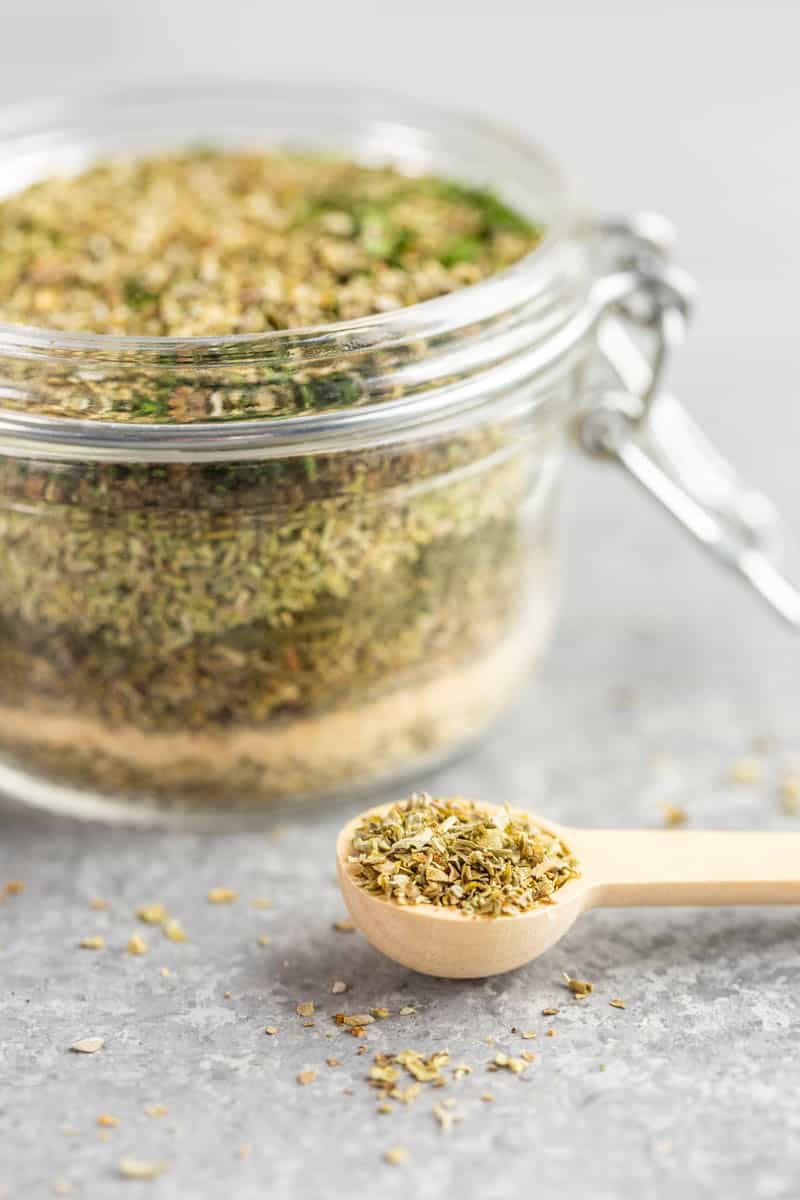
[2,3,800,1197]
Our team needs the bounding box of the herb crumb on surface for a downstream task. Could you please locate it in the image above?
[163,919,188,943]
[78,936,105,950]
[69,1037,104,1054]
[118,1157,167,1180]
[137,903,167,925]
[383,1147,409,1166]
[661,804,688,828]
[562,973,593,996]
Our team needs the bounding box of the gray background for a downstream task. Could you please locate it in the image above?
[1,2,799,1197]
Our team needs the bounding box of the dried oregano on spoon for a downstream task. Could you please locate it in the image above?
[349,793,579,916]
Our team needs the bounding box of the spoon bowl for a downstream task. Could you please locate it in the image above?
[336,799,800,979]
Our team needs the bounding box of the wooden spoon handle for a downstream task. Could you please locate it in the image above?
[566,829,800,908]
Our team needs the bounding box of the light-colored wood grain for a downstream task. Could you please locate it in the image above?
[336,802,800,979]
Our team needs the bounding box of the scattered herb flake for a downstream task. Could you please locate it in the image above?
[136,903,167,925]
[433,1101,463,1133]
[335,1012,374,1027]
[562,973,594,996]
[661,804,688,828]
[70,1037,104,1054]
[490,1053,527,1074]
[383,1147,409,1166]
[163,919,187,943]
[118,1157,167,1180]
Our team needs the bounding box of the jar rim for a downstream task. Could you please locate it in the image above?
[0,80,592,457]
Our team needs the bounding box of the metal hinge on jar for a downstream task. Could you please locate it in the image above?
[580,213,800,628]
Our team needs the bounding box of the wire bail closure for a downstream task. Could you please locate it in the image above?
[581,214,800,628]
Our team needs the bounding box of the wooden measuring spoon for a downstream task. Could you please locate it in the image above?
[336,801,800,978]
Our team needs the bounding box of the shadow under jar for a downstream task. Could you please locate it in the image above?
[0,84,794,825]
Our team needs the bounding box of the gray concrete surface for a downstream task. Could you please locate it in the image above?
[1,2,800,1197]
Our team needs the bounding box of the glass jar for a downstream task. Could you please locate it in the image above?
[0,84,794,826]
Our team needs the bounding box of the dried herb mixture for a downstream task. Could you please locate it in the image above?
[0,150,538,337]
[348,793,579,915]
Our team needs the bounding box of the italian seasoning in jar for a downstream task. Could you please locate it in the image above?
[0,84,795,824]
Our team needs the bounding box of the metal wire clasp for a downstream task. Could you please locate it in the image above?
[581,214,800,628]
